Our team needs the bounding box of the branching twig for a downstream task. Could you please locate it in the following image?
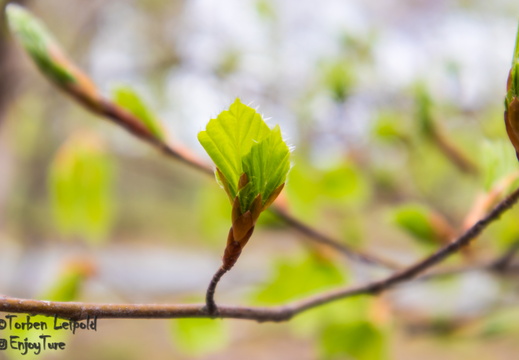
[2,185,519,322]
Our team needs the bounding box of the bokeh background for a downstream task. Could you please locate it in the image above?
[2,0,519,359]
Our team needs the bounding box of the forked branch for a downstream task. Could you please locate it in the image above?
[2,185,519,321]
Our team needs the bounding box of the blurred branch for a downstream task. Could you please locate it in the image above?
[6,4,398,270]
[428,124,479,175]
[2,185,519,321]
[416,85,479,175]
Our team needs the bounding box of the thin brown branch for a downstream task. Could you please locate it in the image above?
[290,185,519,313]
[2,185,519,322]
[400,240,519,282]
[205,266,228,315]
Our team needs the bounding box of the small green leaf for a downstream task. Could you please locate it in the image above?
[391,204,438,245]
[198,99,290,212]
[7,4,75,85]
[112,85,166,141]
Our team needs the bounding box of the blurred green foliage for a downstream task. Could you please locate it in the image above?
[322,60,356,102]
[319,321,387,360]
[371,111,409,144]
[391,204,439,246]
[48,132,115,243]
[286,159,370,223]
[171,318,229,357]
[252,254,389,360]
[481,140,517,190]
[253,253,346,305]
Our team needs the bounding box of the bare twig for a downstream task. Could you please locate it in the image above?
[2,185,519,322]
[205,266,228,315]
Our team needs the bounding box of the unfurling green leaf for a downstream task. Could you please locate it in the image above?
[199,99,290,269]
[198,99,290,213]
[112,85,166,141]
[241,125,290,211]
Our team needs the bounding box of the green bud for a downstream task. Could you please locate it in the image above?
[7,4,75,85]
[7,5,101,110]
